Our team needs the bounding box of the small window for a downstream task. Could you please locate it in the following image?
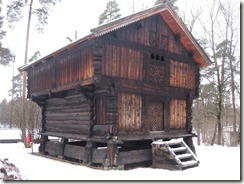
[150,53,165,62]
[161,56,165,61]
[156,55,160,60]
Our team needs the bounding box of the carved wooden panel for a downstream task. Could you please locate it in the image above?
[149,31,157,47]
[144,102,163,131]
[148,64,165,85]
[161,35,169,50]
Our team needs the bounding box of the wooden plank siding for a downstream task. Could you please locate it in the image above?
[102,44,143,80]
[28,45,94,95]
[113,14,187,56]
[55,46,94,87]
[170,60,197,89]
[118,93,142,132]
[170,99,186,129]
[29,62,53,94]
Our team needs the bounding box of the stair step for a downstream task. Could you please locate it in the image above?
[166,141,182,146]
[176,153,192,160]
[181,160,199,167]
[171,147,187,152]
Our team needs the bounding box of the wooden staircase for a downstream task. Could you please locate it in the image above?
[152,139,199,170]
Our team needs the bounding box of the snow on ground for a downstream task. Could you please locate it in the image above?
[0,129,21,140]
[0,129,241,181]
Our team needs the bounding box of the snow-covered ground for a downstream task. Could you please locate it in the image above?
[0,129,241,181]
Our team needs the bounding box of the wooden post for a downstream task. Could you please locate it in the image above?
[183,137,196,155]
[39,135,48,154]
[84,141,94,165]
[58,138,68,159]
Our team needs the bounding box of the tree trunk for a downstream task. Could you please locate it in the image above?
[211,122,217,146]
[21,0,33,147]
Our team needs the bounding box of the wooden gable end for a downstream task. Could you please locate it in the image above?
[102,14,189,56]
[100,14,199,91]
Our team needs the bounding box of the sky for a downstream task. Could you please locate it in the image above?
[0,0,156,101]
[0,0,240,101]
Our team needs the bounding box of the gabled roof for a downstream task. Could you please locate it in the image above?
[19,3,210,72]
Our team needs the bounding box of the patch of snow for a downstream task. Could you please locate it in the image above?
[0,130,241,181]
[0,129,22,140]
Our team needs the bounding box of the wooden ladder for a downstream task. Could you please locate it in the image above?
[152,139,199,170]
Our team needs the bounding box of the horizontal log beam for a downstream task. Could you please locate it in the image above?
[45,123,90,134]
[116,130,194,141]
[101,37,197,66]
[39,131,88,140]
[118,149,152,165]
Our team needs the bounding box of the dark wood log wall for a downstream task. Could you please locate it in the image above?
[44,93,92,137]
[28,45,94,96]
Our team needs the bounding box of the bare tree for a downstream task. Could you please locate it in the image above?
[219,0,240,135]
[126,0,148,13]
[198,0,240,145]
[6,0,60,147]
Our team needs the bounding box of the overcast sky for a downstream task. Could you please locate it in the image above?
[0,0,240,101]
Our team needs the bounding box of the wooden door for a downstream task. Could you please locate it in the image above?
[144,102,164,131]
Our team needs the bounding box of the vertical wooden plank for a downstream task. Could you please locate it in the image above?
[174,61,177,87]
[179,62,183,88]
[112,45,116,77]
[127,49,132,79]
[170,100,173,129]
[104,44,109,75]
[116,46,121,78]
[179,100,182,129]
[125,48,129,79]
[120,47,124,78]
[139,52,143,81]
[118,93,122,130]
[135,95,142,131]
[183,100,186,128]
[120,93,126,131]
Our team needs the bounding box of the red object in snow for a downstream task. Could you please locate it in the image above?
[26,132,32,143]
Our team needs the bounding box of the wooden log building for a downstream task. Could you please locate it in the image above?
[19,4,210,168]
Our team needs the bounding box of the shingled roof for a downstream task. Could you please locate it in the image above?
[19,3,211,72]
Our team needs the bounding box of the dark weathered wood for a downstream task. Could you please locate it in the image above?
[118,149,152,165]
[64,144,85,160]
[25,7,204,168]
[45,141,62,156]
[40,131,88,140]
[92,148,107,164]
[92,125,110,136]
[45,123,90,134]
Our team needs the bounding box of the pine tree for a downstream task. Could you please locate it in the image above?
[0,2,15,66]
[98,0,121,25]
[6,0,61,32]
